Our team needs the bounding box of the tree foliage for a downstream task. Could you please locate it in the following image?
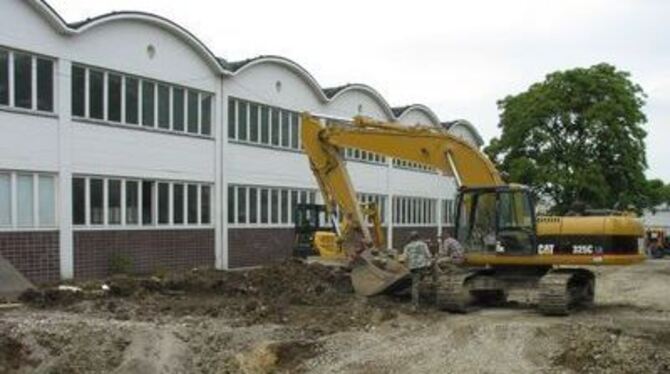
[486,63,650,213]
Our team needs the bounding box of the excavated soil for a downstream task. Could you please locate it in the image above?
[1,259,670,373]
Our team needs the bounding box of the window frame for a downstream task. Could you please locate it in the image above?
[0,171,58,231]
[227,184,320,228]
[72,175,213,230]
[227,96,305,153]
[70,63,214,137]
[0,48,56,115]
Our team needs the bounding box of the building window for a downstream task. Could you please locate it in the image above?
[201,95,212,136]
[73,177,211,228]
[108,74,122,122]
[16,175,33,227]
[0,172,57,229]
[141,80,155,127]
[187,90,198,134]
[270,189,279,224]
[157,182,169,225]
[142,181,154,225]
[249,188,258,224]
[125,77,139,124]
[260,106,270,144]
[228,97,303,152]
[0,50,8,106]
[157,84,170,129]
[249,103,259,142]
[260,188,269,224]
[280,189,289,224]
[237,186,247,224]
[393,158,435,173]
[173,87,185,131]
[13,53,32,109]
[237,100,248,141]
[290,113,300,149]
[108,179,121,225]
[393,196,436,226]
[201,185,211,224]
[187,184,198,224]
[126,180,139,225]
[271,108,280,146]
[89,70,104,120]
[229,184,318,227]
[71,64,212,136]
[227,97,236,139]
[0,49,54,113]
[36,58,53,112]
[0,173,10,226]
[90,178,104,225]
[72,66,86,117]
[281,111,290,148]
[72,177,86,225]
[443,199,455,225]
[345,147,387,165]
[173,183,184,224]
[227,185,235,224]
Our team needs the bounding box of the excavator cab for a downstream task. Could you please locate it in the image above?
[293,204,334,258]
[456,186,537,256]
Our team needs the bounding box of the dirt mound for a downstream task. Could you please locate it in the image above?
[0,335,34,373]
[18,261,396,334]
[236,340,320,373]
[554,324,670,373]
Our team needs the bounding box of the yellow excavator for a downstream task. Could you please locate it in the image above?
[301,113,645,315]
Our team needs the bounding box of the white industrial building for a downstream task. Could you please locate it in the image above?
[0,0,484,283]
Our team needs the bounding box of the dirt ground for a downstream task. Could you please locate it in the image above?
[1,259,669,374]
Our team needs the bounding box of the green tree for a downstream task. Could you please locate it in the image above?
[643,179,670,211]
[486,63,648,213]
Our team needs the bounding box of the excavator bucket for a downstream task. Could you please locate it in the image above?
[350,250,409,296]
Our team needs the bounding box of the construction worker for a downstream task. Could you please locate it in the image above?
[403,231,432,310]
[440,231,465,265]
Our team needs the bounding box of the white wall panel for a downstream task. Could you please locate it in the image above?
[71,123,215,182]
[0,112,59,172]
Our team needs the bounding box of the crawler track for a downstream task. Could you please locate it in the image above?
[435,272,473,313]
[538,269,595,316]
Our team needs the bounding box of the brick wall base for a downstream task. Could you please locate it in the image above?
[0,231,60,284]
[74,229,215,279]
[228,228,294,268]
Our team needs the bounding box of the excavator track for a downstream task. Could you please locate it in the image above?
[435,272,473,313]
[537,269,595,316]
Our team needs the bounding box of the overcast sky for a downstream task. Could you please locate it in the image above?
[48,0,670,180]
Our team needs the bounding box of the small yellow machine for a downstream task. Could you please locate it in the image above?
[301,113,644,315]
[645,227,668,258]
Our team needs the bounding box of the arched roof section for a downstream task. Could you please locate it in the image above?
[392,104,441,127]
[29,0,230,75]
[442,120,485,147]
[322,84,396,119]
[223,55,329,102]
[226,56,398,120]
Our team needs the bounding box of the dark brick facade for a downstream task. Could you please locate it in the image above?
[0,231,60,284]
[228,228,294,268]
[74,229,215,279]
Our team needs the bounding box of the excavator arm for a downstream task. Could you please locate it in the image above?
[301,113,503,256]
